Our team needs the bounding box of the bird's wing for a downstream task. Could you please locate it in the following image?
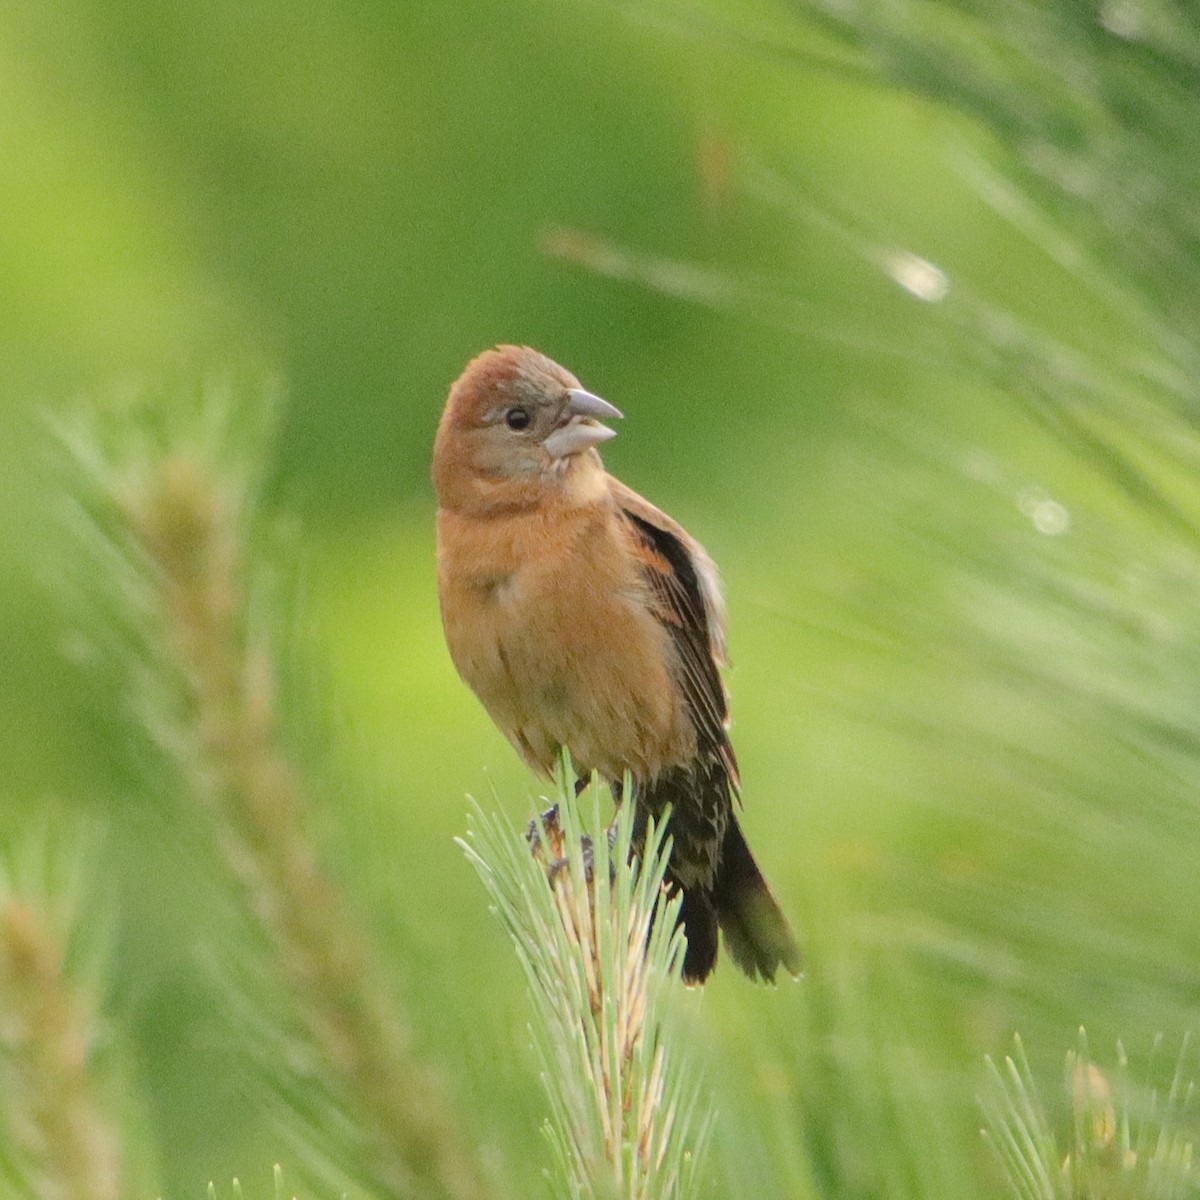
[608,476,740,792]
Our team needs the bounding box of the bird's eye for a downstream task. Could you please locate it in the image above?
[504,407,531,431]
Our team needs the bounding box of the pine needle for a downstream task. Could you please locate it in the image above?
[460,759,712,1200]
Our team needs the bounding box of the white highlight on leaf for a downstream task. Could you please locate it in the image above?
[1017,485,1072,536]
[884,250,949,302]
[1099,0,1144,40]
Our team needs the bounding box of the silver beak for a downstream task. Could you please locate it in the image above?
[564,388,623,421]
[543,387,623,459]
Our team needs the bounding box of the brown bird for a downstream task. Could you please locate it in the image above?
[433,345,800,983]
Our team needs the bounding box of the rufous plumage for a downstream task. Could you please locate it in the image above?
[433,344,799,982]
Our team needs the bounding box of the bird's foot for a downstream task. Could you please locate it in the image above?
[527,805,621,885]
[526,804,563,860]
[527,805,596,882]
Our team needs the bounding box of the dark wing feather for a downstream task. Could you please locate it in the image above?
[609,481,800,984]
[610,481,740,793]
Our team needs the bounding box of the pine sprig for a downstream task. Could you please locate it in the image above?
[982,1031,1200,1200]
[57,385,494,1200]
[460,762,712,1200]
[0,829,121,1200]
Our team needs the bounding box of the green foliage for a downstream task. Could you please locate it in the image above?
[0,826,122,1200]
[982,1033,1199,1200]
[207,1165,290,1200]
[53,385,498,1200]
[1,0,1199,1197]
[461,762,712,1200]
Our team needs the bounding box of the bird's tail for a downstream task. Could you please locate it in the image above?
[711,816,801,983]
[678,889,720,984]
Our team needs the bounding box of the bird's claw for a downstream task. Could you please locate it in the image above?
[527,805,594,882]
[525,804,563,858]
[526,804,620,885]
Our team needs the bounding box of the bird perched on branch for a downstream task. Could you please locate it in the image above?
[432,345,800,983]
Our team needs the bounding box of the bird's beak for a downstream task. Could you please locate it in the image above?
[564,388,623,422]
[543,388,623,459]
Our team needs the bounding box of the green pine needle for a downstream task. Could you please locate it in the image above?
[982,1031,1200,1200]
[459,757,712,1200]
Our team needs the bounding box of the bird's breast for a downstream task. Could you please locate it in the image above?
[436,502,696,779]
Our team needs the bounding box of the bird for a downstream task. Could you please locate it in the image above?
[432,344,800,983]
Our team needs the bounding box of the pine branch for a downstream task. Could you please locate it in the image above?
[60,387,494,1200]
[0,867,120,1200]
[460,763,712,1200]
[982,1031,1200,1200]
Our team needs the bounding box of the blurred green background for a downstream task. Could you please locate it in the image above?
[4,0,1200,1196]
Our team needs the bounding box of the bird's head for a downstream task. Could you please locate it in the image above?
[432,345,622,512]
